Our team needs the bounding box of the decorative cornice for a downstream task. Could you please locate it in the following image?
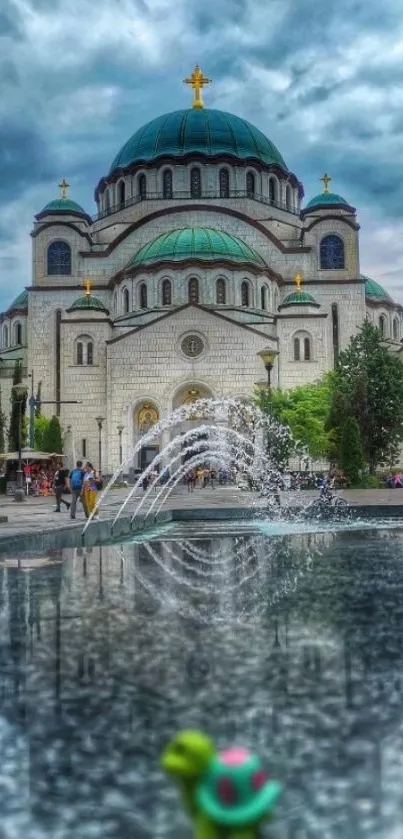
[275,312,328,319]
[60,317,112,325]
[303,215,360,232]
[80,205,311,260]
[35,208,93,225]
[279,277,365,286]
[31,221,93,244]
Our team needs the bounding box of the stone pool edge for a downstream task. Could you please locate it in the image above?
[0,504,402,556]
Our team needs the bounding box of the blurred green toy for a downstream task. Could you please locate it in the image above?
[161,730,282,839]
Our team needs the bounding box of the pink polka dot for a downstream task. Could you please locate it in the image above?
[220,747,250,765]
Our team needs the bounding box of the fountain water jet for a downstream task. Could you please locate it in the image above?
[83,397,294,534]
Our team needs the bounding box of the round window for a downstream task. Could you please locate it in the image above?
[181,334,204,358]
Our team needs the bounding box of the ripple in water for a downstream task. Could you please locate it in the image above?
[1,527,403,837]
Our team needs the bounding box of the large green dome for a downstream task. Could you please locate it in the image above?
[128,228,266,269]
[110,109,287,174]
[361,274,394,303]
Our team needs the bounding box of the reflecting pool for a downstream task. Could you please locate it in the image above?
[1,524,403,838]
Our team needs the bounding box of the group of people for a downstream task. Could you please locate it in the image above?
[53,460,103,519]
[185,466,229,492]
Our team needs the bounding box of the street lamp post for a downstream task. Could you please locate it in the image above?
[257,347,279,390]
[117,425,124,480]
[95,417,105,473]
[12,383,28,503]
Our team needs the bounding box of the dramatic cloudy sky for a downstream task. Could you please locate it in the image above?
[1,0,403,308]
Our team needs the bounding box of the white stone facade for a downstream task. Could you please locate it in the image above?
[1,106,402,471]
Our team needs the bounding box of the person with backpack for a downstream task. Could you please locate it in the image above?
[69,460,85,519]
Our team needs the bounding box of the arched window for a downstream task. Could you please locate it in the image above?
[47,241,71,275]
[75,336,93,366]
[320,234,345,269]
[162,169,173,199]
[138,174,147,199]
[216,278,226,304]
[268,178,277,203]
[393,317,399,340]
[293,331,312,361]
[246,172,255,197]
[113,291,117,312]
[162,279,172,305]
[123,287,130,313]
[3,325,8,348]
[118,180,125,208]
[105,189,111,212]
[139,283,148,309]
[188,277,199,303]
[241,281,250,307]
[190,168,201,198]
[285,185,292,210]
[14,322,22,345]
[261,286,267,310]
[219,168,230,198]
[378,314,386,337]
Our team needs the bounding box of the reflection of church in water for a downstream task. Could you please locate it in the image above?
[0,533,400,836]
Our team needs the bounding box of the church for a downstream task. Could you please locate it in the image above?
[1,66,402,473]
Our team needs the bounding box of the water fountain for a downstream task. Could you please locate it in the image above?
[83,397,294,534]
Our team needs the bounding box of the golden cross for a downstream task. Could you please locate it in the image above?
[321,173,331,193]
[84,279,91,296]
[184,65,212,109]
[294,273,303,291]
[59,178,70,199]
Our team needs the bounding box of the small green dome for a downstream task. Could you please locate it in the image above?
[109,108,287,174]
[280,290,319,308]
[304,192,351,211]
[39,198,87,216]
[68,295,109,314]
[8,290,28,311]
[128,227,266,269]
[361,274,394,303]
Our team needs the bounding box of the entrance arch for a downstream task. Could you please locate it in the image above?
[133,401,160,471]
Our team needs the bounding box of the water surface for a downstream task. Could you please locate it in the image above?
[1,524,403,838]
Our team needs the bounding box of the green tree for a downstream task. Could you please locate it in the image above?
[34,416,50,450]
[0,387,6,454]
[255,377,333,461]
[42,415,63,454]
[35,380,42,417]
[328,319,403,472]
[338,416,364,486]
[8,361,27,451]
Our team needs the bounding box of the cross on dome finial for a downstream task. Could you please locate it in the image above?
[294,273,303,292]
[321,173,331,194]
[184,65,212,109]
[58,179,70,199]
[84,279,91,297]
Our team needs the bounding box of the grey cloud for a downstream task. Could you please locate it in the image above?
[0,125,56,197]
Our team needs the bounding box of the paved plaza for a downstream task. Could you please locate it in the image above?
[0,485,402,543]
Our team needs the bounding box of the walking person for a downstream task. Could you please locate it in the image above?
[69,460,85,519]
[53,460,71,513]
[82,462,101,519]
